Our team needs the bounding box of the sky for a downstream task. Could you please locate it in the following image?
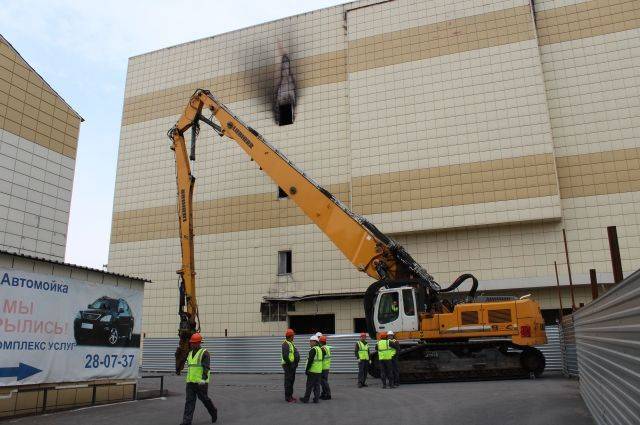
[0,0,349,269]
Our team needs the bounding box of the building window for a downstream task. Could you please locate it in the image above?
[289,314,335,334]
[353,318,367,333]
[277,250,292,275]
[278,103,294,126]
[261,302,288,322]
[277,187,288,199]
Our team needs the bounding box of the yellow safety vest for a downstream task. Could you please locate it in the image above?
[281,340,296,365]
[377,339,392,361]
[308,345,323,374]
[186,348,210,383]
[357,341,369,361]
[322,345,331,370]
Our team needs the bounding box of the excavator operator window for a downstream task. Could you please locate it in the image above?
[378,292,399,324]
[402,289,415,316]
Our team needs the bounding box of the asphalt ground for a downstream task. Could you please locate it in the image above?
[8,373,593,425]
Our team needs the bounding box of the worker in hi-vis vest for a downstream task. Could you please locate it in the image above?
[300,335,323,403]
[376,331,394,389]
[281,328,300,403]
[388,330,400,387]
[319,335,331,400]
[180,333,217,424]
[355,332,370,387]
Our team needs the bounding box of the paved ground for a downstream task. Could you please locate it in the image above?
[9,373,593,425]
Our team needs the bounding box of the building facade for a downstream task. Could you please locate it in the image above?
[109,0,640,338]
[0,35,82,261]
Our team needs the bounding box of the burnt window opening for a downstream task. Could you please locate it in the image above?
[278,250,292,275]
[261,301,289,322]
[278,103,294,126]
[278,187,288,199]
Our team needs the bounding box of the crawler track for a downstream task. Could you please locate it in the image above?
[369,340,545,383]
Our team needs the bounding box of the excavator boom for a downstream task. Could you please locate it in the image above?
[169,89,545,379]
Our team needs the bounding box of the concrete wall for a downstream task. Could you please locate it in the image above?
[0,36,82,261]
[108,0,640,337]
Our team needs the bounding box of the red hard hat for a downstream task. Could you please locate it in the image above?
[360,332,367,338]
[285,328,295,337]
[319,335,327,343]
[189,333,203,343]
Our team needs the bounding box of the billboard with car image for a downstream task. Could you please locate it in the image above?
[0,268,143,386]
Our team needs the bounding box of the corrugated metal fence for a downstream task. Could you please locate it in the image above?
[141,326,562,374]
[560,315,579,377]
[573,269,640,425]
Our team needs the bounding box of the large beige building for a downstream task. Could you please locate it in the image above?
[109,0,640,338]
[0,35,82,261]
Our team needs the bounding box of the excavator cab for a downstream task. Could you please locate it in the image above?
[373,287,419,335]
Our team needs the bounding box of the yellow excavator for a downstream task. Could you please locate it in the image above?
[169,89,547,381]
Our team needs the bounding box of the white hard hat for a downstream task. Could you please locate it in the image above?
[388,331,394,335]
[310,335,319,342]
[315,332,322,337]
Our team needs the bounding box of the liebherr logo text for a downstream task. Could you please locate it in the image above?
[180,189,187,222]
[232,125,253,148]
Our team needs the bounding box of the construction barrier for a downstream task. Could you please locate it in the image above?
[141,326,563,374]
[574,269,640,425]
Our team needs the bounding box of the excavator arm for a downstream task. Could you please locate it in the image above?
[170,89,461,372]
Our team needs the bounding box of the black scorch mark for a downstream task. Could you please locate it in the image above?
[273,53,297,125]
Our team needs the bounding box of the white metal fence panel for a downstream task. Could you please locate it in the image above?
[574,269,640,425]
[141,327,562,374]
[560,315,579,377]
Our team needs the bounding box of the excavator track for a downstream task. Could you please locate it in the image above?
[369,340,545,383]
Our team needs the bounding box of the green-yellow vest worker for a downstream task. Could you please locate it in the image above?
[300,336,324,403]
[309,345,323,373]
[356,333,370,387]
[377,338,392,360]
[181,333,217,424]
[322,345,331,370]
[186,347,211,383]
[281,339,296,365]
[319,335,332,399]
[357,340,370,361]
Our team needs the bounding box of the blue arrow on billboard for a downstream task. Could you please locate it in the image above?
[0,363,42,381]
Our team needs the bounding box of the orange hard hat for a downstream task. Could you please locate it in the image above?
[360,332,367,338]
[285,328,295,337]
[319,335,327,343]
[379,331,388,339]
[189,333,203,343]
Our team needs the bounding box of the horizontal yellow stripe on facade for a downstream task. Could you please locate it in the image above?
[536,0,640,46]
[110,148,640,244]
[0,39,80,159]
[347,5,534,73]
[121,50,347,127]
[120,5,535,127]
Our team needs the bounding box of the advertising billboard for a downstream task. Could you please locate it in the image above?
[0,268,144,386]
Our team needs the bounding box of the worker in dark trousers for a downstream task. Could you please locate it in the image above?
[388,331,400,388]
[319,335,331,400]
[355,332,369,388]
[180,333,218,424]
[281,328,300,403]
[376,331,393,389]
[300,335,323,403]
[355,332,369,387]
